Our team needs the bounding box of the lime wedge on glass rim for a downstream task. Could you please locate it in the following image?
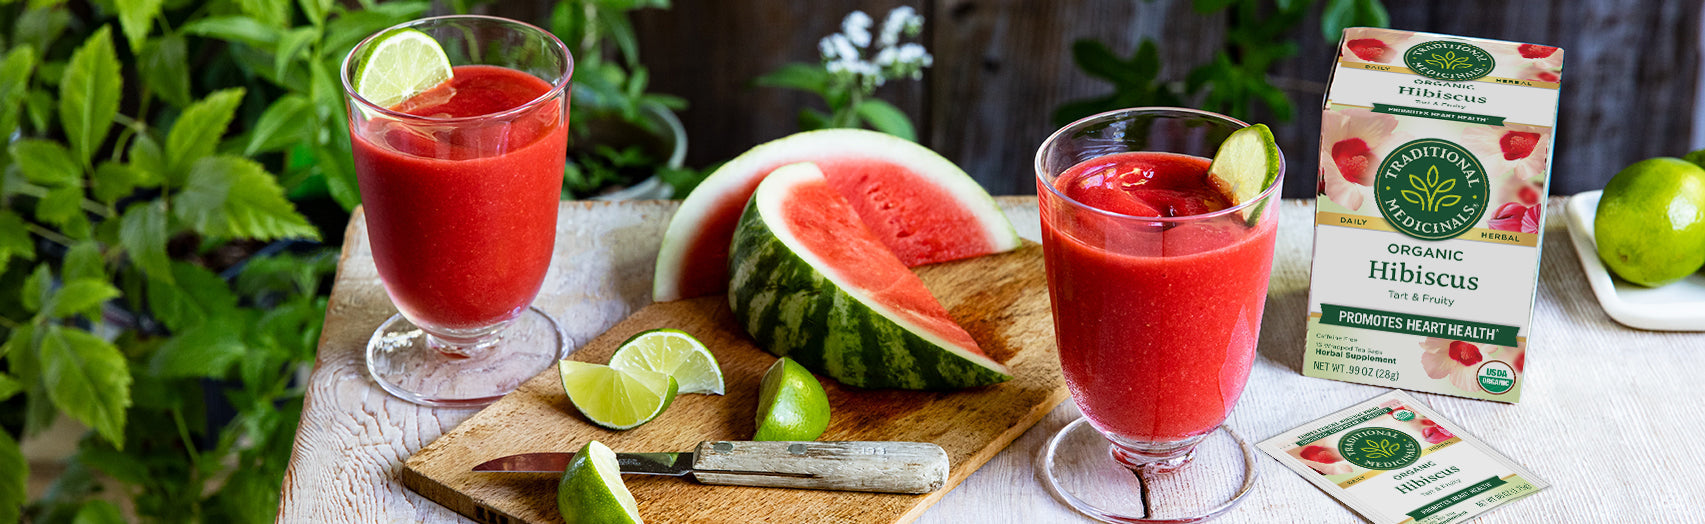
[609,329,725,395]
[557,440,644,524]
[1206,123,1281,222]
[559,360,678,430]
[351,27,453,109]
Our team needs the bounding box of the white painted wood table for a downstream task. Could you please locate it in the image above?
[281,197,1705,523]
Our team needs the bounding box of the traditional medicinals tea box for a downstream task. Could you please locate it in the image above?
[1304,28,1563,402]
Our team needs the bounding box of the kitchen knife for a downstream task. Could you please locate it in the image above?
[473,440,949,494]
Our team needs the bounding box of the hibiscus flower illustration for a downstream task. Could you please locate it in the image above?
[1295,444,1353,475]
[1488,202,1541,234]
[1419,338,1525,393]
[1318,108,1401,210]
[1410,418,1456,444]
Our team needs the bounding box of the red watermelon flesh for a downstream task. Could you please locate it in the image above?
[654,129,1020,302]
[778,171,983,355]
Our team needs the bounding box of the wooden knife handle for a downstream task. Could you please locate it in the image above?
[690,441,949,494]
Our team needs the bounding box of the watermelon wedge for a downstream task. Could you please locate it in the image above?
[653,129,1020,302]
[728,163,1012,390]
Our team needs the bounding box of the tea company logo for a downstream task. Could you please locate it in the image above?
[1405,40,1495,81]
[1338,427,1422,470]
[1375,138,1489,241]
[1391,409,1416,422]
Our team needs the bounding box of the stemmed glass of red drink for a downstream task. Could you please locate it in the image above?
[1035,108,1282,522]
[342,16,573,407]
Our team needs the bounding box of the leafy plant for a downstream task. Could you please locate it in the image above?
[0,0,399,520]
[1056,0,1388,125]
[549,0,696,198]
[755,6,932,141]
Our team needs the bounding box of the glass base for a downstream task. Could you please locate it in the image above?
[365,306,571,408]
[1038,418,1258,523]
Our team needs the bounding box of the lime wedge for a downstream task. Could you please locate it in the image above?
[609,329,725,395]
[558,441,644,524]
[1207,123,1281,206]
[351,28,453,109]
[559,360,678,430]
[753,357,831,441]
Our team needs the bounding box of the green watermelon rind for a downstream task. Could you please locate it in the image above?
[728,163,1013,390]
[654,128,1021,302]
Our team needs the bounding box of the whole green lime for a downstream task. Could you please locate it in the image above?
[1595,157,1705,287]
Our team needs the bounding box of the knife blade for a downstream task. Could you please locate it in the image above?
[472,440,948,494]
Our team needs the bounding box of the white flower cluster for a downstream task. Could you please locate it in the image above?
[818,6,932,92]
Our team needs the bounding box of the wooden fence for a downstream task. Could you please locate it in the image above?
[495,0,1703,198]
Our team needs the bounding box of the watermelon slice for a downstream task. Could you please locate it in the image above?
[653,129,1020,302]
[728,163,1012,390]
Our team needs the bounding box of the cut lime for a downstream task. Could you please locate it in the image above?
[558,440,644,524]
[351,27,453,109]
[753,357,831,441]
[1207,123,1282,206]
[609,329,725,395]
[559,360,678,430]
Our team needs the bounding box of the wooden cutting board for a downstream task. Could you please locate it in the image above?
[400,241,1066,524]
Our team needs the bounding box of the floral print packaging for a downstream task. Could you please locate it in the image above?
[1304,28,1563,402]
[1259,390,1549,524]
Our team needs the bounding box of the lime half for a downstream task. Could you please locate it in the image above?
[753,357,831,441]
[558,441,644,524]
[559,360,678,430]
[352,28,453,109]
[1207,123,1281,207]
[609,329,725,395]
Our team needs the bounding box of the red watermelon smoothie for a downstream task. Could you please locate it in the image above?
[1036,108,1281,471]
[343,16,572,408]
[351,64,566,334]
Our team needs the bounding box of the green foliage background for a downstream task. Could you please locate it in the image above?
[0,0,430,521]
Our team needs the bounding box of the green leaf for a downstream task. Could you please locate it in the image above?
[23,88,52,134]
[298,0,332,27]
[147,262,239,332]
[165,88,246,180]
[237,0,289,27]
[1356,0,1389,29]
[245,94,314,155]
[319,145,361,210]
[21,264,50,313]
[36,185,83,226]
[1132,40,1161,83]
[138,35,191,107]
[1071,40,1139,86]
[183,16,280,50]
[13,8,71,56]
[75,440,149,486]
[1321,0,1357,42]
[754,62,829,92]
[128,133,165,182]
[60,27,123,166]
[116,0,163,50]
[49,279,119,319]
[92,161,154,204]
[0,373,20,401]
[120,202,172,283]
[71,499,124,524]
[1,325,34,371]
[0,45,37,139]
[10,139,81,187]
[40,325,132,449]
[274,27,320,79]
[151,315,244,378]
[854,99,916,141]
[797,107,832,132]
[63,241,105,282]
[0,210,31,271]
[176,156,319,241]
[0,430,23,524]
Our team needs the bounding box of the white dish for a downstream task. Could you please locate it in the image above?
[1564,190,1705,331]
